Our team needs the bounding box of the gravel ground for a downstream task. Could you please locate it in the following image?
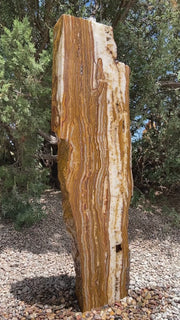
[0,190,179,319]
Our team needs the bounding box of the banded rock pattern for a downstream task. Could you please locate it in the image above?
[51,15,133,312]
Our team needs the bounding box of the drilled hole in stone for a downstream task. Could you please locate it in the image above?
[116,244,122,253]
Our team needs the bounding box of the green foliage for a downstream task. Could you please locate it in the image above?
[0,0,91,56]
[131,187,145,207]
[0,18,50,227]
[132,110,180,190]
[1,190,45,230]
[161,205,180,228]
[114,0,180,191]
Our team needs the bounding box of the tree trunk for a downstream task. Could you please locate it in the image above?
[51,14,133,312]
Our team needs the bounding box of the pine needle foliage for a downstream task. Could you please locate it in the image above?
[0,18,51,228]
[114,0,180,191]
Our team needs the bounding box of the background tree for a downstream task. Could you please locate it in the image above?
[0,18,51,228]
[115,0,180,192]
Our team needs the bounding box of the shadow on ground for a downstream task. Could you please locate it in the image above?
[10,274,80,310]
[10,276,168,317]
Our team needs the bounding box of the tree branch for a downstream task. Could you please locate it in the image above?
[158,81,180,89]
[112,0,137,29]
[38,129,58,145]
[38,153,58,161]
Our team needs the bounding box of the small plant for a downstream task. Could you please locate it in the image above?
[162,205,180,228]
[14,203,45,230]
[131,187,145,207]
[1,190,45,230]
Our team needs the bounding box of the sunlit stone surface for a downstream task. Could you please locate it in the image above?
[51,14,133,312]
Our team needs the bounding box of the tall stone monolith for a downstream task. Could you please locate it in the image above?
[51,14,133,312]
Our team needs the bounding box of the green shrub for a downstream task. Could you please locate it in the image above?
[1,190,45,230]
[131,187,145,207]
[0,18,50,228]
[162,205,180,228]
